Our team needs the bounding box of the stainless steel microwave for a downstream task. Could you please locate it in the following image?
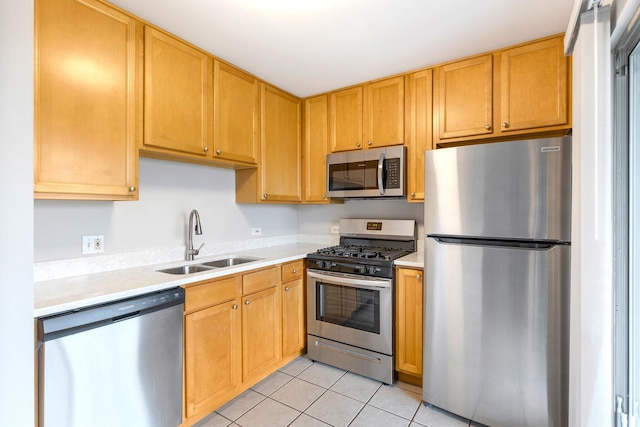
[326,145,406,199]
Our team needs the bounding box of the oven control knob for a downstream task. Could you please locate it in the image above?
[369,266,379,275]
[356,265,367,274]
[315,261,325,269]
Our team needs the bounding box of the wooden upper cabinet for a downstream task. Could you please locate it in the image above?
[435,55,493,141]
[261,84,302,202]
[213,61,259,165]
[303,95,329,203]
[34,0,141,200]
[500,36,569,132]
[364,76,405,148]
[329,86,363,152]
[143,26,212,156]
[405,69,433,202]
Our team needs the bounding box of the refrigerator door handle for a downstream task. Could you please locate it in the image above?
[430,235,567,250]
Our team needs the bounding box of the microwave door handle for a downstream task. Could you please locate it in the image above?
[377,152,385,195]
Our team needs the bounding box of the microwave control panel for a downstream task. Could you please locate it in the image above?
[386,158,400,188]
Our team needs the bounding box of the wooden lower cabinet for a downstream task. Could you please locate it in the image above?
[281,260,305,358]
[182,263,305,426]
[395,267,424,384]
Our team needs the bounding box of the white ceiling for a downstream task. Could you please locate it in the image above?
[111,0,574,98]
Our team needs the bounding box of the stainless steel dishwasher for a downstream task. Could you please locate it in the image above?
[37,287,184,427]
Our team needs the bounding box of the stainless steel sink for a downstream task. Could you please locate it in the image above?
[199,257,262,268]
[158,264,217,275]
[157,256,263,275]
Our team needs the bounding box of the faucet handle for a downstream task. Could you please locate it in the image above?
[194,243,204,256]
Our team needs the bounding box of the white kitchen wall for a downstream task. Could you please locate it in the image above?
[0,0,34,424]
[34,157,299,261]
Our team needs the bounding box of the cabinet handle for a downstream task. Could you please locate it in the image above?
[356,142,361,147]
[284,287,290,291]
[502,122,509,128]
[485,125,492,131]
[292,269,297,274]
[410,192,416,197]
[204,146,209,152]
[216,149,221,155]
[245,300,251,305]
[232,304,238,310]
[367,141,372,146]
[129,186,136,192]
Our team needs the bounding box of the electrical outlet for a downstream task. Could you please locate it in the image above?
[251,227,262,236]
[331,226,340,234]
[82,235,104,255]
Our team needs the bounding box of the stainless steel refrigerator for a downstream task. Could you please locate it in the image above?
[423,136,571,427]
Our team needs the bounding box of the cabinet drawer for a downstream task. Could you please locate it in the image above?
[281,260,304,282]
[242,266,279,295]
[185,276,240,313]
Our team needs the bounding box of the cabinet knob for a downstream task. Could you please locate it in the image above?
[292,269,297,274]
[232,304,238,310]
[502,122,509,128]
[416,274,422,280]
[284,287,290,291]
[322,194,327,200]
[204,146,209,152]
[485,125,492,131]
[410,192,416,197]
[129,186,136,192]
[356,142,361,147]
[262,193,268,200]
[216,149,221,155]
[245,300,251,305]
[367,141,372,146]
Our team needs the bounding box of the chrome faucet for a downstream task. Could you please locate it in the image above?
[186,209,204,261]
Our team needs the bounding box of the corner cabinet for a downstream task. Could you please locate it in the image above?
[142,27,212,158]
[236,84,302,203]
[395,267,424,384]
[34,0,141,200]
[405,69,433,202]
[434,34,570,147]
[329,76,404,152]
[303,95,330,203]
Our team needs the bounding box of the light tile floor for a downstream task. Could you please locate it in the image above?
[194,356,473,427]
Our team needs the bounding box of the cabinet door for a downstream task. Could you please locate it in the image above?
[242,286,281,381]
[213,61,259,164]
[184,300,241,419]
[330,86,363,152]
[303,95,329,203]
[396,268,423,377]
[260,84,301,202]
[34,0,140,200]
[144,26,212,156]
[500,37,569,132]
[282,278,305,358]
[436,55,493,140]
[364,77,404,148]
[405,69,433,202]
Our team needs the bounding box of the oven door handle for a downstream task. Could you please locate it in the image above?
[307,270,391,289]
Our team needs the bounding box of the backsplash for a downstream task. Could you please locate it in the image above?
[34,234,338,282]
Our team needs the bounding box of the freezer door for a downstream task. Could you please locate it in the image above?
[424,136,571,241]
[423,237,569,427]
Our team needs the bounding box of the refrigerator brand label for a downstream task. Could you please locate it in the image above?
[541,146,561,152]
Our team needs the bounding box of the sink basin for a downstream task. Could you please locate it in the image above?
[158,264,216,275]
[199,257,262,268]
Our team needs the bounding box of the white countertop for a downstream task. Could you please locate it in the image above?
[394,251,424,269]
[34,243,324,317]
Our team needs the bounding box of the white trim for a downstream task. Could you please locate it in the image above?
[612,0,640,47]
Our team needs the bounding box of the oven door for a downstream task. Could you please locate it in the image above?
[306,270,393,355]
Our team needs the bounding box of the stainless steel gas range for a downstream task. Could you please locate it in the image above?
[306,218,416,384]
